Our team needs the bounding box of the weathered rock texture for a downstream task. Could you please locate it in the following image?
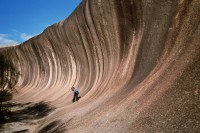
[1,0,200,132]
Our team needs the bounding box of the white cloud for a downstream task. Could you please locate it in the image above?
[0,32,38,47]
[20,33,34,41]
[0,34,19,47]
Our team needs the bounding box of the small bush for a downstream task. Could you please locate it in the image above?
[0,90,12,102]
[0,50,19,92]
[0,49,20,125]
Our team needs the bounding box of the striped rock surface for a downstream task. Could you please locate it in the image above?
[1,0,200,132]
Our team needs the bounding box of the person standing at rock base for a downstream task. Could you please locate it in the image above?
[71,86,81,102]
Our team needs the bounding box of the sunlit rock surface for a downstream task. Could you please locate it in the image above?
[1,0,200,132]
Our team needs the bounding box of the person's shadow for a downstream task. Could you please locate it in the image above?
[77,96,81,101]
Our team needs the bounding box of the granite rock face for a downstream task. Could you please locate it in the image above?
[1,0,200,132]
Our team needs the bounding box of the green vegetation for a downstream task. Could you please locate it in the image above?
[0,49,20,125]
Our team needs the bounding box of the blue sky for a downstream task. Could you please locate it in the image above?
[0,0,82,46]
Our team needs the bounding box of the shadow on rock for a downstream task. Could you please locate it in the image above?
[13,129,29,133]
[38,120,66,133]
[0,102,55,124]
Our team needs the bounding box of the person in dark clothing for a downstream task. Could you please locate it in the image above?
[71,87,81,102]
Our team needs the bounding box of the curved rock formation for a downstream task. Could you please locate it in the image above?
[1,0,200,132]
